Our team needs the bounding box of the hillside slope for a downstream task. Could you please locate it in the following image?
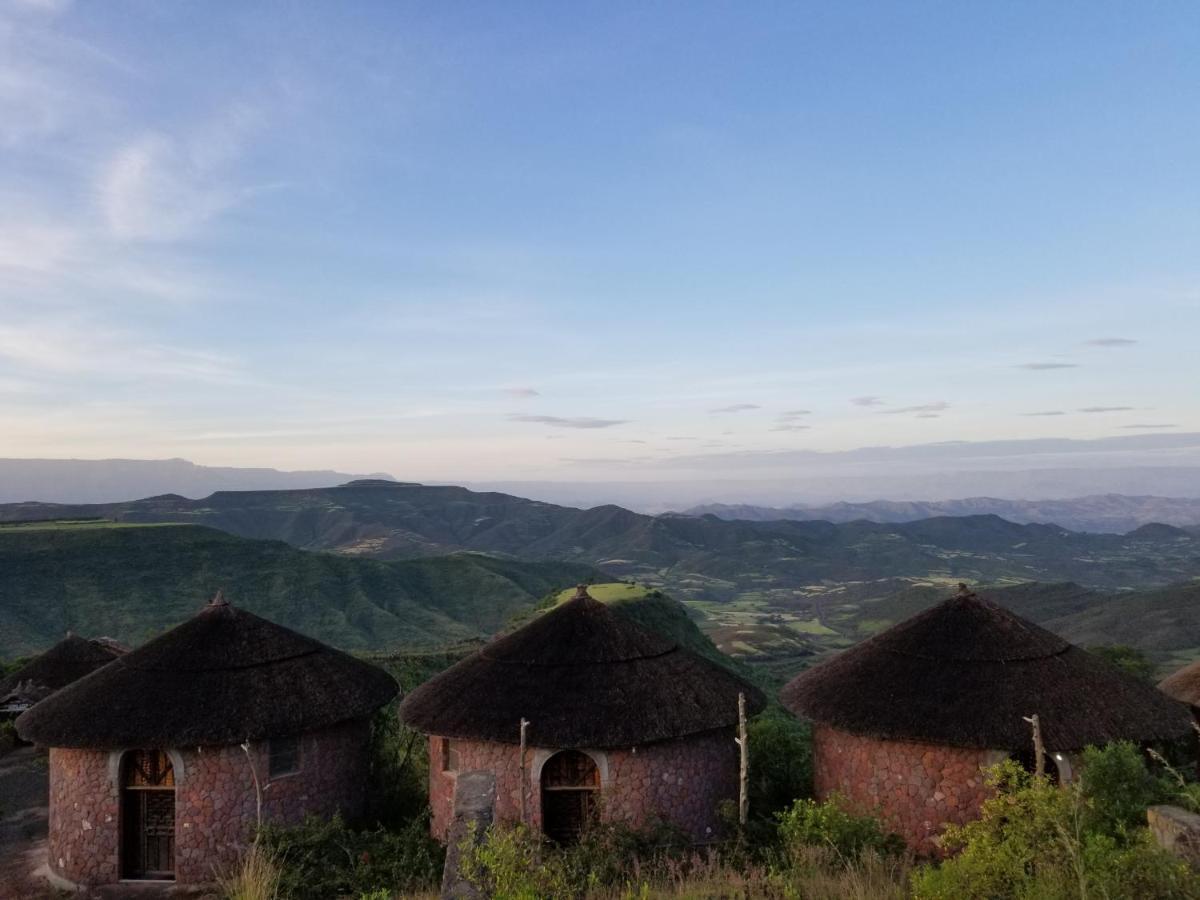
[685,494,1200,534]
[4,482,1199,599]
[0,522,601,657]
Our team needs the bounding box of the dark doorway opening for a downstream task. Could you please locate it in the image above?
[540,750,599,845]
[121,749,176,880]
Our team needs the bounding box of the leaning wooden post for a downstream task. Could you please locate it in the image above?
[1023,714,1046,778]
[737,692,749,829]
[519,718,530,826]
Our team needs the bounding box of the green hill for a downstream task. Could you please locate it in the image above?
[0,521,602,657]
[6,482,1199,600]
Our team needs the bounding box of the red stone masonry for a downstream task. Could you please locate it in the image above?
[46,718,370,887]
[429,728,737,843]
[813,724,1006,854]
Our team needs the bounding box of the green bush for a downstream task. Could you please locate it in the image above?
[458,820,697,900]
[911,756,1200,900]
[775,795,904,861]
[1079,740,1167,837]
[748,712,813,820]
[363,704,429,828]
[1087,644,1156,682]
[257,814,442,900]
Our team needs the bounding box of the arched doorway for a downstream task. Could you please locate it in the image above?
[120,749,176,879]
[540,750,599,845]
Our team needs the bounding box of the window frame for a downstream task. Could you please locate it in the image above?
[268,735,301,779]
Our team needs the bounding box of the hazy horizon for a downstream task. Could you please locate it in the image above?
[3,2,1198,481]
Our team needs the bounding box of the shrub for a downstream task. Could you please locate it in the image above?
[911,757,1200,900]
[1079,740,1166,838]
[258,814,443,900]
[748,712,813,820]
[775,795,904,861]
[1087,644,1155,682]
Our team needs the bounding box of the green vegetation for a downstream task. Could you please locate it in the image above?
[912,750,1199,900]
[0,524,601,656]
[1088,644,1157,682]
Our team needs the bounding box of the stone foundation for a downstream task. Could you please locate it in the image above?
[428,728,736,843]
[45,718,370,887]
[813,724,1005,854]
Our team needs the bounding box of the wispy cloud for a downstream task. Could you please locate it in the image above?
[99,100,268,241]
[778,409,811,420]
[508,414,627,429]
[1017,362,1079,370]
[502,387,540,398]
[771,424,811,432]
[882,401,950,415]
[1086,338,1137,347]
[1121,423,1177,429]
[710,403,760,413]
[851,396,883,406]
[1023,410,1066,416]
[1079,406,1135,413]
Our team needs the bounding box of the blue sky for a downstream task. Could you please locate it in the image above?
[1,0,1198,482]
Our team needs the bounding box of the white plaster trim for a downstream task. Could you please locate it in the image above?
[106,747,186,786]
[530,747,610,788]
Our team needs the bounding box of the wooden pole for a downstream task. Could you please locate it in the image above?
[519,718,529,826]
[737,692,749,829]
[1023,714,1046,778]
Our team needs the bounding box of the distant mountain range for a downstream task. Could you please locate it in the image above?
[0,457,394,504]
[684,494,1200,534]
[0,521,601,657]
[5,481,1200,603]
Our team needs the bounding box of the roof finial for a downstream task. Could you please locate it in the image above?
[572,584,593,601]
[956,582,974,598]
[209,589,230,608]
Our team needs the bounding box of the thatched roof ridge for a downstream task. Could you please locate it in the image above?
[781,586,1192,752]
[1159,660,1200,708]
[16,594,397,748]
[0,634,126,703]
[400,586,764,748]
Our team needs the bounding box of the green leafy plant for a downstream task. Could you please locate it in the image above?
[775,795,905,861]
[258,814,443,900]
[911,754,1200,900]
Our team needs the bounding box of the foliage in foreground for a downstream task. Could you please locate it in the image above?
[216,841,282,900]
[257,814,443,900]
[456,818,912,900]
[912,749,1199,900]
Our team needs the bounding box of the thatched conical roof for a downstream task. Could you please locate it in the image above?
[0,634,126,706]
[781,586,1192,752]
[1159,660,1200,709]
[16,593,398,749]
[400,586,764,748]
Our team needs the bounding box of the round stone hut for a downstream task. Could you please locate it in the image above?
[400,586,765,844]
[0,633,126,718]
[781,585,1192,854]
[16,593,398,887]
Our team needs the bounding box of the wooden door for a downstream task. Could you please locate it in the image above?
[540,750,599,845]
[121,749,176,879]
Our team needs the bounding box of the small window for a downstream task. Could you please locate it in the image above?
[440,737,458,773]
[269,736,300,777]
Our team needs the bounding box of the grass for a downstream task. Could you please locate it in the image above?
[0,519,185,531]
[555,581,654,605]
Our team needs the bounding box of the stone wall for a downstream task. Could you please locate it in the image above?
[175,718,370,882]
[812,724,1004,854]
[45,718,371,887]
[428,728,736,843]
[47,748,120,885]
